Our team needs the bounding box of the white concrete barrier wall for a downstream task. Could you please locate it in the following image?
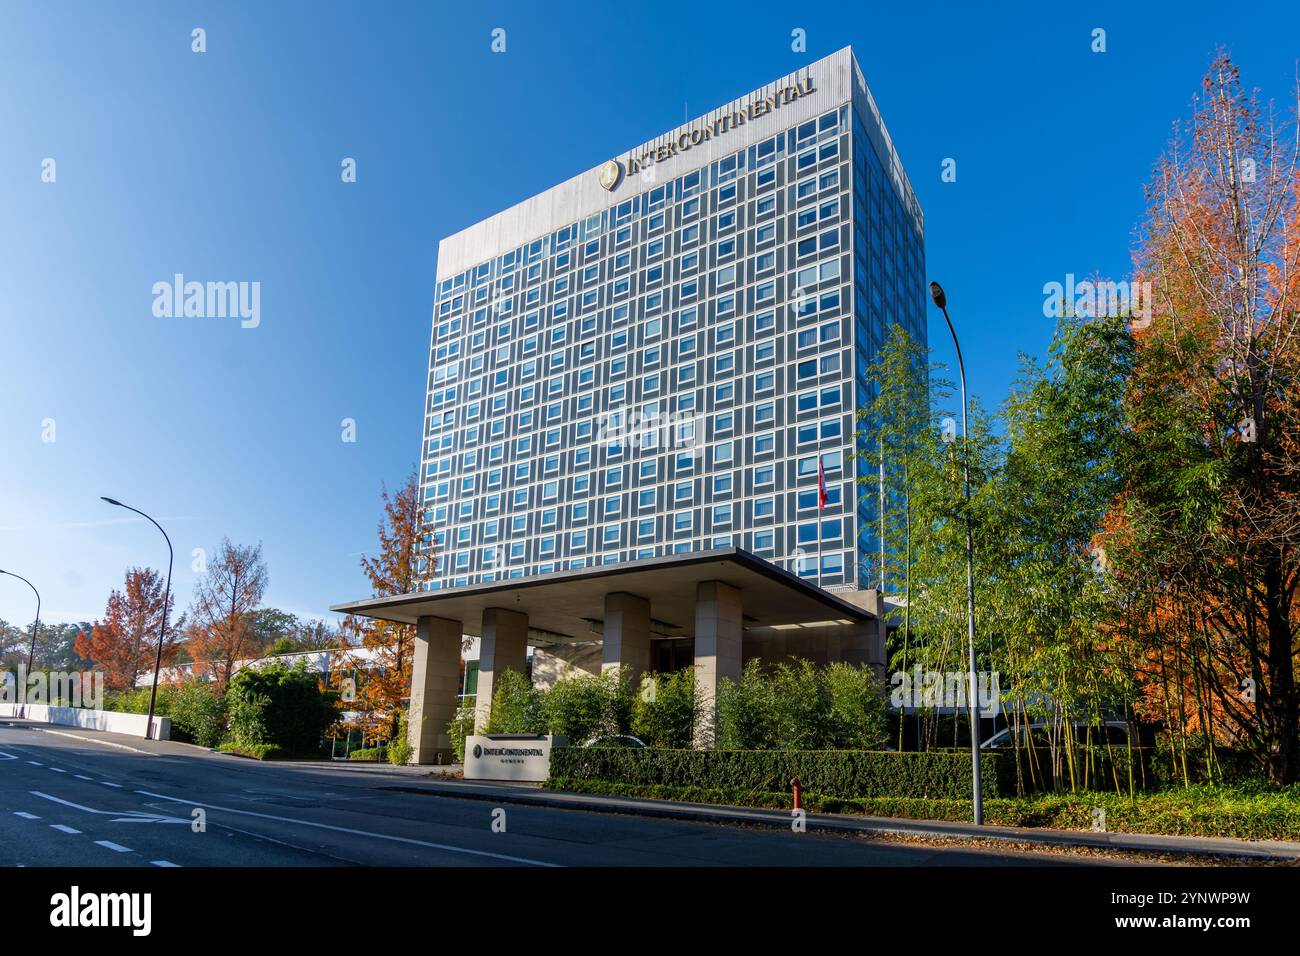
[0,702,169,740]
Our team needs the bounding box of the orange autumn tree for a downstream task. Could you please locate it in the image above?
[75,567,178,692]
[1103,52,1300,782]
[336,470,425,744]
[186,539,268,688]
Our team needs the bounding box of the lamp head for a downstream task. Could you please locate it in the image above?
[101,497,122,507]
[929,281,947,310]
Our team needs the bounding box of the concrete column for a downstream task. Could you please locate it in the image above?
[474,607,529,732]
[839,589,889,677]
[692,580,743,748]
[601,591,651,690]
[407,616,463,765]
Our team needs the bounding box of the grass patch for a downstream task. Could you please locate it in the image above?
[546,778,1300,842]
[217,742,287,761]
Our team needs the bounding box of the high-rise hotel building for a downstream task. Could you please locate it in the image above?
[419,46,924,598]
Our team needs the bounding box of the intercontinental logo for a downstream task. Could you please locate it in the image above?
[597,74,816,191]
[598,159,622,191]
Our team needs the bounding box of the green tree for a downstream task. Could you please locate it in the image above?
[631,668,697,748]
[483,670,546,734]
[543,671,631,743]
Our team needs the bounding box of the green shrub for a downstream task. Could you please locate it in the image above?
[825,662,889,750]
[768,659,833,749]
[349,746,386,761]
[544,670,632,743]
[166,681,227,748]
[387,710,413,766]
[715,660,776,749]
[550,747,1003,800]
[484,670,545,734]
[715,660,887,750]
[217,742,286,760]
[104,687,154,715]
[632,668,697,748]
[448,705,477,762]
[226,660,338,755]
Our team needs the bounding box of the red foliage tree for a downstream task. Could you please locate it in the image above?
[74,567,177,692]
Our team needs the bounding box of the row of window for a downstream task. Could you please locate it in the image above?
[423,446,849,508]
[434,200,848,335]
[428,546,851,590]
[435,108,851,300]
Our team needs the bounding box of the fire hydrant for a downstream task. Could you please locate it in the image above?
[790,776,802,811]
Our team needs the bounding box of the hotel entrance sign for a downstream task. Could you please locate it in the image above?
[463,733,566,782]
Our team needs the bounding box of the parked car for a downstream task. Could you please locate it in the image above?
[980,720,1135,750]
[580,734,647,749]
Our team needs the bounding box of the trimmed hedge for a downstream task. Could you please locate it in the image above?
[549,747,1004,800]
[547,778,1300,841]
[988,744,1264,794]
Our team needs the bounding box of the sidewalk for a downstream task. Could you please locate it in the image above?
[383,776,1300,863]
[2,716,461,778]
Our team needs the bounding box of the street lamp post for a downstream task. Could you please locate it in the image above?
[101,497,173,741]
[0,569,41,676]
[928,281,983,825]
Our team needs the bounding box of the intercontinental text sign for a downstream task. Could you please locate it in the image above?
[601,75,816,189]
[463,733,566,782]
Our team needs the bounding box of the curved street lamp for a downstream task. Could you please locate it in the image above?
[929,280,984,825]
[0,569,41,675]
[101,497,173,740]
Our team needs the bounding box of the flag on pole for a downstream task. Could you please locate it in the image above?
[817,455,828,510]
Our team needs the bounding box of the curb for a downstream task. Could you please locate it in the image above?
[379,781,1300,862]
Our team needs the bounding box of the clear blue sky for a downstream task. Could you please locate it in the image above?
[1,0,1296,626]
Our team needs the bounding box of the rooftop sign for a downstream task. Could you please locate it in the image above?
[600,75,816,189]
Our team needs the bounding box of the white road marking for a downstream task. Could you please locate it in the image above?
[0,751,17,760]
[30,791,105,814]
[33,728,153,755]
[13,812,40,820]
[49,767,67,773]
[73,775,93,780]
[100,782,123,788]
[50,824,81,834]
[28,791,190,825]
[26,761,42,766]
[150,860,180,868]
[134,788,561,867]
[94,840,132,853]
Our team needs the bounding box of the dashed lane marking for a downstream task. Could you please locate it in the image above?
[94,841,132,853]
[134,788,562,867]
[50,824,81,834]
[13,812,40,820]
[151,860,180,868]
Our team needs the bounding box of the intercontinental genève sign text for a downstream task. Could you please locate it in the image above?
[599,74,816,190]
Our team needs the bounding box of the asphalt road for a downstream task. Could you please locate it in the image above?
[0,720,1107,867]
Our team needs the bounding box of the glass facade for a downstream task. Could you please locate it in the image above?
[420,57,924,595]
